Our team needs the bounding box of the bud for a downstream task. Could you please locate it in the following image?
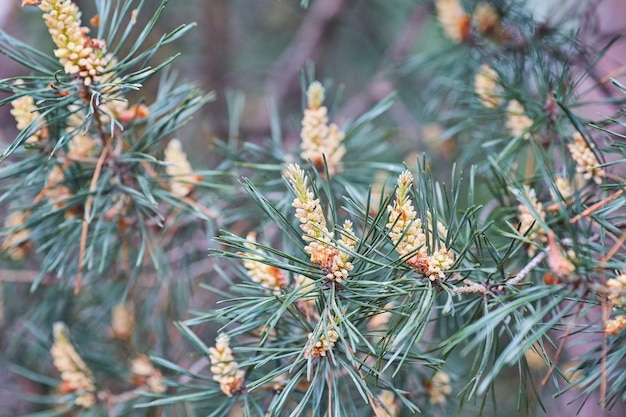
[607,273,626,308]
[435,0,471,43]
[604,315,626,336]
[425,371,452,404]
[130,354,166,393]
[50,322,96,408]
[208,333,245,397]
[1,211,31,260]
[306,328,339,358]
[547,230,575,280]
[567,132,605,184]
[164,139,198,197]
[474,64,503,109]
[110,303,135,340]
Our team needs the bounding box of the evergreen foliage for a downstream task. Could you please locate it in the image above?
[1,1,625,416]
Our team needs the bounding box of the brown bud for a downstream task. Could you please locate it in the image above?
[459,15,472,42]
[544,92,558,123]
[543,273,559,285]
[89,39,106,50]
[118,104,150,124]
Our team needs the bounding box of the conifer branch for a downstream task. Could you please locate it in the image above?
[2,1,626,416]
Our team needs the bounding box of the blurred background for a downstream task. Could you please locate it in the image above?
[1,0,626,415]
[1,0,625,167]
[1,0,436,169]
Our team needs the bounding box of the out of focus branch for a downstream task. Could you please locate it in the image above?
[0,269,40,284]
[0,2,13,28]
[200,0,232,91]
[338,5,428,121]
[266,0,352,108]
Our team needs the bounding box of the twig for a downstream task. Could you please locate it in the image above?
[327,369,333,417]
[344,343,383,417]
[506,250,548,286]
[540,316,574,387]
[595,231,626,408]
[600,270,609,408]
[599,228,626,268]
[569,188,624,224]
[539,290,586,387]
[599,63,626,85]
[75,132,114,294]
[75,93,124,295]
[455,251,547,295]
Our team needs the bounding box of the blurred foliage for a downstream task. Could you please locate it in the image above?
[0,0,626,416]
